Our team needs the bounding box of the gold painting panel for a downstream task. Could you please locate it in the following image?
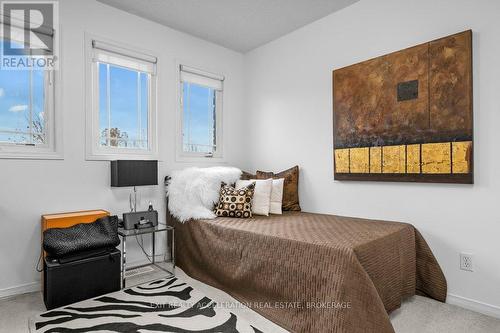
[350,148,369,173]
[334,149,350,173]
[452,141,472,174]
[406,144,421,174]
[422,143,451,174]
[382,145,406,173]
[370,147,382,173]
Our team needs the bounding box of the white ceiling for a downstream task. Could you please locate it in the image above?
[97,0,359,53]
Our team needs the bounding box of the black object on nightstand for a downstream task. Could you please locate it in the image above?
[43,248,120,310]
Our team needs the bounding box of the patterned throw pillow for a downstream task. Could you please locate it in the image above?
[214,182,255,218]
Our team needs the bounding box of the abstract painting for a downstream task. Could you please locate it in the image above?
[333,30,473,183]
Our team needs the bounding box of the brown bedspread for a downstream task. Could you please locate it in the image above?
[172,212,446,333]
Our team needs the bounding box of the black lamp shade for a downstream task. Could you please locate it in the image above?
[110,160,158,187]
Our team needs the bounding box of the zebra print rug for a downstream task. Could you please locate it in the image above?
[30,276,265,332]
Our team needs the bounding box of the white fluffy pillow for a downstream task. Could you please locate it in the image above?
[269,178,284,215]
[236,179,273,216]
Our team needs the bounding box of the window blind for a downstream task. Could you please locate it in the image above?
[92,40,157,75]
[180,65,224,91]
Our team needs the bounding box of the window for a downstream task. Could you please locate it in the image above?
[87,38,157,160]
[0,57,49,145]
[179,65,223,158]
[98,64,148,149]
[0,35,57,158]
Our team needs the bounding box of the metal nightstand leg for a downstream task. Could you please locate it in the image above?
[152,232,155,264]
[121,236,126,288]
[172,228,176,273]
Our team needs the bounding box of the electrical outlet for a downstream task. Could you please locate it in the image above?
[460,253,474,272]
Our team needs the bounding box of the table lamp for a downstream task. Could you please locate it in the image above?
[110,160,158,212]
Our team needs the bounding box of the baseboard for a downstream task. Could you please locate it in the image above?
[0,256,169,300]
[447,293,500,319]
[0,261,150,300]
[0,281,41,300]
[126,258,154,268]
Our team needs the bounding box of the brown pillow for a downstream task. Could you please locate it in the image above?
[256,166,301,211]
[214,182,255,218]
[240,171,256,180]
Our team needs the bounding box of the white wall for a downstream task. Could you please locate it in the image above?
[0,0,245,296]
[242,0,500,315]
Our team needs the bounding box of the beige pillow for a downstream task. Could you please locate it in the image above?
[269,178,284,215]
[256,166,301,211]
[236,179,273,216]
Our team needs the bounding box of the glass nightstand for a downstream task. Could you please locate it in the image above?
[118,224,175,288]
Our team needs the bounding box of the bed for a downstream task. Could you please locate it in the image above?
[168,211,446,333]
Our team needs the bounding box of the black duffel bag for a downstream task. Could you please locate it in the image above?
[43,215,120,258]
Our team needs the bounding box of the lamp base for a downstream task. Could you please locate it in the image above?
[129,186,137,212]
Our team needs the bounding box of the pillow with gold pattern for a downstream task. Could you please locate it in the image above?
[214,182,255,218]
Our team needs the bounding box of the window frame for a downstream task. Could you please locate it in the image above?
[176,63,224,161]
[0,29,61,160]
[85,34,158,161]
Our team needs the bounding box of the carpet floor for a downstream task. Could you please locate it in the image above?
[1,267,499,332]
[31,275,266,332]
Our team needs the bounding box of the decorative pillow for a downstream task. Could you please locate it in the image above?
[235,179,273,216]
[269,178,284,215]
[214,182,255,218]
[256,166,301,211]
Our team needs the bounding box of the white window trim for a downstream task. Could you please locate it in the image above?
[85,33,158,161]
[0,23,62,160]
[175,62,224,162]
